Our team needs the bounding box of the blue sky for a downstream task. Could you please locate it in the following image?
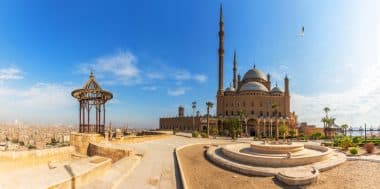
[0,0,379,128]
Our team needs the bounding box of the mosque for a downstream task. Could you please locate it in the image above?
[160,5,298,137]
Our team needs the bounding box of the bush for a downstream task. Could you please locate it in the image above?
[200,132,208,138]
[310,132,322,140]
[352,136,363,145]
[340,136,353,151]
[349,147,358,155]
[364,142,375,153]
[173,128,178,135]
[192,131,200,138]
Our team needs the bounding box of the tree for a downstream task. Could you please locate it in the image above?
[321,117,328,137]
[271,103,279,139]
[238,110,247,137]
[341,124,349,136]
[323,107,330,118]
[224,118,241,139]
[210,126,218,139]
[279,124,289,141]
[206,101,214,136]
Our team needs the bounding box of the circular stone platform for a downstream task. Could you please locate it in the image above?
[250,143,304,154]
[206,142,346,186]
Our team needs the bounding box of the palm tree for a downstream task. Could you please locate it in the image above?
[271,103,279,138]
[340,124,348,136]
[321,117,328,137]
[279,124,289,141]
[238,110,246,137]
[323,107,330,118]
[206,101,214,136]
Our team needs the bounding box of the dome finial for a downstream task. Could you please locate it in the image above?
[90,69,94,78]
[253,64,256,69]
[276,82,278,87]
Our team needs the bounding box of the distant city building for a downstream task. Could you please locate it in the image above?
[160,106,218,131]
[298,122,323,136]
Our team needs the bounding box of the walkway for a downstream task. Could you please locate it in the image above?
[115,135,213,189]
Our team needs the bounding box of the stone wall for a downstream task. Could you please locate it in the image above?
[70,132,105,155]
[0,146,74,172]
[87,143,133,163]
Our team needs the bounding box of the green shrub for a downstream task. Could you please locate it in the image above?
[310,132,322,140]
[352,136,363,145]
[200,132,208,138]
[340,136,353,150]
[192,131,200,138]
[173,128,178,135]
[349,147,358,155]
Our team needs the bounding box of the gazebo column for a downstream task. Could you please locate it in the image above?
[79,101,82,133]
[96,103,99,133]
[103,103,106,133]
[87,103,90,132]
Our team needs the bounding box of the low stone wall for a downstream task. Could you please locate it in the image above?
[111,133,169,144]
[0,146,74,172]
[70,132,105,155]
[221,143,333,167]
[87,142,133,163]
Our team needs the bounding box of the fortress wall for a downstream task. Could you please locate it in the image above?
[0,146,74,172]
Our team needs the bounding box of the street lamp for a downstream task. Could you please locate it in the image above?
[192,101,196,130]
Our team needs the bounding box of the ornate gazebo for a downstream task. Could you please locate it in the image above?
[71,72,113,133]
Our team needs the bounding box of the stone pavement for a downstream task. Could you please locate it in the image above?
[347,154,380,162]
[114,135,216,189]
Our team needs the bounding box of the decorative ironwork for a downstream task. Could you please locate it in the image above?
[71,72,113,133]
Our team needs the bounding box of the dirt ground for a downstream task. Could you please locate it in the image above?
[178,144,380,189]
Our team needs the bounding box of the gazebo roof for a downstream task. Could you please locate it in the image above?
[71,72,113,101]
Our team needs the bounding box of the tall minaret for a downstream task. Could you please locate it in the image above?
[217,4,224,95]
[284,75,290,116]
[233,49,237,89]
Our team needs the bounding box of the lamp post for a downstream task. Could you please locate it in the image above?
[192,101,196,130]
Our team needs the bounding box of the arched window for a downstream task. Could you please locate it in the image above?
[226,111,228,115]
[251,111,254,115]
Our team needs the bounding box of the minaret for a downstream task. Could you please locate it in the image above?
[284,75,289,96]
[217,4,224,95]
[233,49,237,89]
[284,75,290,116]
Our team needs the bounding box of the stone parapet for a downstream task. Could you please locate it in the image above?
[70,132,104,155]
[0,146,74,172]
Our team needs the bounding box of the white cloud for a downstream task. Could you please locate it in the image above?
[167,87,190,96]
[141,86,157,91]
[79,51,140,85]
[293,63,380,127]
[194,74,208,83]
[0,68,23,81]
[173,70,207,83]
[146,72,165,80]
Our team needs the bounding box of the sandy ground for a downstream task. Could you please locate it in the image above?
[178,144,380,189]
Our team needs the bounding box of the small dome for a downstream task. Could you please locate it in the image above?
[271,86,282,93]
[239,81,269,92]
[225,86,235,92]
[242,66,267,81]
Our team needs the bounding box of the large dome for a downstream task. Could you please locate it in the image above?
[239,81,269,92]
[242,67,267,81]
